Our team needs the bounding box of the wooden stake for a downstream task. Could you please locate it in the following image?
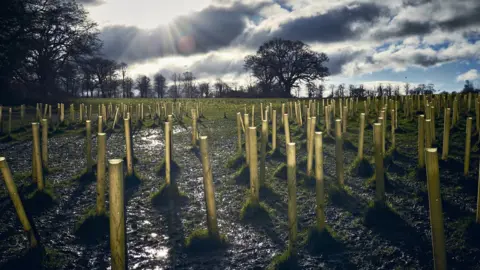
[60,103,65,123]
[284,113,291,144]
[192,109,197,146]
[425,148,447,270]
[260,120,267,186]
[418,115,425,168]
[108,159,126,270]
[249,127,259,203]
[287,142,297,253]
[251,105,255,127]
[0,157,38,248]
[272,110,277,151]
[98,115,103,133]
[442,108,450,160]
[32,123,44,190]
[307,117,315,176]
[165,121,171,185]
[236,112,242,153]
[96,133,106,215]
[358,113,365,159]
[199,136,220,239]
[374,123,385,204]
[464,117,472,176]
[244,114,250,165]
[314,132,325,231]
[41,119,48,170]
[123,118,133,176]
[335,119,344,185]
[431,106,436,142]
[391,109,395,149]
[86,120,93,173]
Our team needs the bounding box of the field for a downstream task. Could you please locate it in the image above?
[0,97,480,270]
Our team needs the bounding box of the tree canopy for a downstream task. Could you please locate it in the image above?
[244,38,329,97]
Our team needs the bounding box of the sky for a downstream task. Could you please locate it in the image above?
[77,0,480,95]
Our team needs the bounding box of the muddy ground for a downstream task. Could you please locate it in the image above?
[1,102,480,269]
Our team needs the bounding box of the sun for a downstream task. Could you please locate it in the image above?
[85,0,212,29]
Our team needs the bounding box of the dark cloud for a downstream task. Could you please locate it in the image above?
[242,3,386,47]
[75,0,104,6]
[100,2,271,64]
[326,50,364,75]
[402,0,432,7]
[410,53,439,67]
[374,0,480,40]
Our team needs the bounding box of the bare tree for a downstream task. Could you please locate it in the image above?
[329,84,335,98]
[214,78,227,97]
[182,71,197,98]
[199,82,210,98]
[169,73,181,99]
[153,73,166,98]
[125,77,133,97]
[119,62,128,98]
[306,82,317,98]
[136,75,151,98]
[403,82,410,95]
[336,84,345,97]
[317,83,325,98]
[393,85,400,96]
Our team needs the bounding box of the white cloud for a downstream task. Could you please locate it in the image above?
[86,0,212,28]
[457,69,479,82]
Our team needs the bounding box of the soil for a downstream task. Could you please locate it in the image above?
[0,102,480,270]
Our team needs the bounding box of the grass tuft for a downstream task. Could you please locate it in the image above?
[364,200,396,227]
[25,188,55,214]
[226,153,246,169]
[267,148,285,160]
[268,249,298,270]
[233,165,250,185]
[273,163,287,179]
[185,229,228,252]
[350,157,374,178]
[74,208,109,245]
[151,183,188,208]
[240,198,271,222]
[304,226,343,255]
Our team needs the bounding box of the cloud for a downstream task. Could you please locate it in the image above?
[371,0,480,41]
[90,0,480,89]
[99,1,271,64]
[237,2,386,48]
[75,0,105,6]
[457,69,479,82]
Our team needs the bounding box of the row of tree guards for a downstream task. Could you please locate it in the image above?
[0,100,207,137]
[1,93,480,269]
